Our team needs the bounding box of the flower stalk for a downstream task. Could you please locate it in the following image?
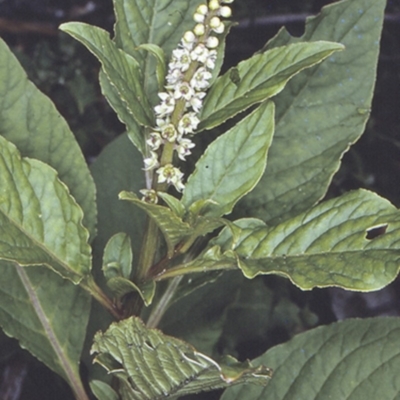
[136,0,234,285]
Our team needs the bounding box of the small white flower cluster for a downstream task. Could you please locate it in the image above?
[141,0,234,203]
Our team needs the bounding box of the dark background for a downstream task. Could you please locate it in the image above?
[0,1,399,399]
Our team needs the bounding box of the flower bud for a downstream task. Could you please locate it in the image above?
[196,4,208,14]
[194,23,205,36]
[183,30,196,44]
[206,36,219,49]
[219,6,232,18]
[208,0,220,11]
[210,16,221,29]
[193,12,205,23]
[212,22,225,34]
[221,0,234,3]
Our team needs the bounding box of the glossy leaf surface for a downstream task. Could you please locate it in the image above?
[60,22,154,128]
[199,41,343,130]
[221,317,400,400]
[0,135,91,284]
[0,262,90,399]
[215,190,400,291]
[0,38,97,238]
[119,191,192,257]
[113,0,204,101]
[102,232,133,281]
[240,0,386,224]
[182,101,275,218]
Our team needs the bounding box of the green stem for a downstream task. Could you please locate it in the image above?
[146,276,183,328]
[136,217,160,281]
[155,261,235,281]
[80,276,122,320]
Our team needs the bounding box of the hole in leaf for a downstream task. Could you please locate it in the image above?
[366,224,388,240]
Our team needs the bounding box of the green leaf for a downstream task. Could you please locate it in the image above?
[89,380,119,400]
[102,232,133,280]
[0,37,97,239]
[157,192,185,219]
[113,0,204,101]
[99,69,146,154]
[106,276,156,306]
[0,135,91,284]
[119,191,193,257]
[0,262,90,399]
[91,316,272,400]
[240,0,386,224]
[182,101,275,218]
[220,190,400,291]
[137,43,166,91]
[90,133,146,277]
[221,317,400,400]
[199,41,344,130]
[59,22,154,127]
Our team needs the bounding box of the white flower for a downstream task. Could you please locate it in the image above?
[191,67,212,91]
[156,164,185,192]
[190,43,209,64]
[166,69,183,87]
[161,124,178,142]
[174,81,195,101]
[175,138,195,161]
[146,132,163,151]
[143,151,160,171]
[154,92,175,117]
[170,48,192,72]
[156,117,170,129]
[190,45,217,69]
[178,112,200,135]
[187,91,206,113]
[140,189,158,204]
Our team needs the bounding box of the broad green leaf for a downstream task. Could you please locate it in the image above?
[199,41,344,130]
[102,232,133,280]
[218,189,400,291]
[99,69,146,154]
[221,317,400,400]
[90,380,119,400]
[0,262,90,399]
[0,38,97,238]
[240,0,386,224]
[105,276,156,306]
[158,192,185,219]
[0,135,91,284]
[138,44,166,91]
[119,190,192,257]
[91,316,271,400]
[59,22,154,127]
[90,133,146,277]
[182,101,275,218]
[112,0,204,101]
